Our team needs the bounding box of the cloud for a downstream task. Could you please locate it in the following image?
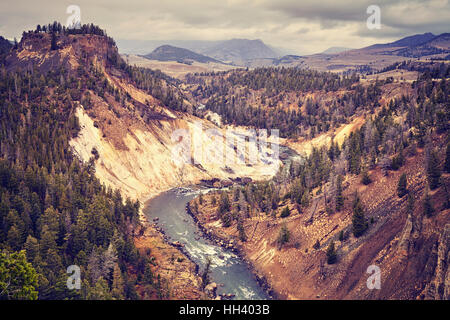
[0,0,448,54]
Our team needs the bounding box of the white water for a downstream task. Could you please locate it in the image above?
[144,187,269,300]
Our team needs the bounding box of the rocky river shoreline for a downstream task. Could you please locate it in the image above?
[185,199,277,300]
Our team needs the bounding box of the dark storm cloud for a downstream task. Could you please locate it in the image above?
[263,0,370,22]
[0,0,448,54]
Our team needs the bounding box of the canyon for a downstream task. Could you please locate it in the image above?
[2,26,448,300]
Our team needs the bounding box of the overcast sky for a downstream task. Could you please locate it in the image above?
[0,0,449,54]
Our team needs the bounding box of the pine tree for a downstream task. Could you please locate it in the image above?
[361,167,371,185]
[50,32,58,50]
[445,143,450,174]
[397,173,408,197]
[407,194,415,213]
[326,241,337,264]
[87,277,112,300]
[335,175,344,211]
[111,263,125,299]
[218,192,230,216]
[280,206,290,218]
[221,212,232,227]
[277,224,290,248]
[348,132,362,174]
[0,250,38,300]
[391,151,405,170]
[427,150,441,190]
[328,139,336,161]
[6,226,21,251]
[423,192,434,218]
[352,194,368,237]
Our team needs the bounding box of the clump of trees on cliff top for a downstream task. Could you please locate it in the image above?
[32,21,108,37]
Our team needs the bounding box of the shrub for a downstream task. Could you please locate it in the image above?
[313,240,320,250]
[397,173,408,197]
[277,224,290,248]
[280,206,291,218]
[423,192,434,218]
[326,241,337,264]
[361,168,371,185]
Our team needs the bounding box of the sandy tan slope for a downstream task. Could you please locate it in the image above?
[70,104,280,202]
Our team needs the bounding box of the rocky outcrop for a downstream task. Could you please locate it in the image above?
[204,282,218,298]
[435,224,450,300]
[5,32,116,73]
[421,224,450,300]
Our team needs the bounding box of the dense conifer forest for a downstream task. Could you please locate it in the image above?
[186,68,384,137]
[209,73,449,237]
[0,24,172,299]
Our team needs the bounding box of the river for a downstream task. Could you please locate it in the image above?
[143,146,302,300]
[144,187,269,300]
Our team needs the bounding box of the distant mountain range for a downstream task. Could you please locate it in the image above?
[362,32,450,58]
[144,45,222,64]
[119,38,279,65]
[0,36,13,63]
[270,32,450,72]
[125,32,450,71]
[200,39,278,64]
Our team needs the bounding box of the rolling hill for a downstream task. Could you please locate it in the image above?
[201,38,279,65]
[272,32,450,73]
[117,38,282,66]
[367,32,437,49]
[143,44,222,64]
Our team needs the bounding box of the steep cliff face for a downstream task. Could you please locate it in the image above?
[8,31,279,202]
[68,66,279,202]
[70,104,279,202]
[5,32,116,73]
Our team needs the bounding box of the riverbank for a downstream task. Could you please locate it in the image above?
[186,198,277,299]
[134,211,205,299]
